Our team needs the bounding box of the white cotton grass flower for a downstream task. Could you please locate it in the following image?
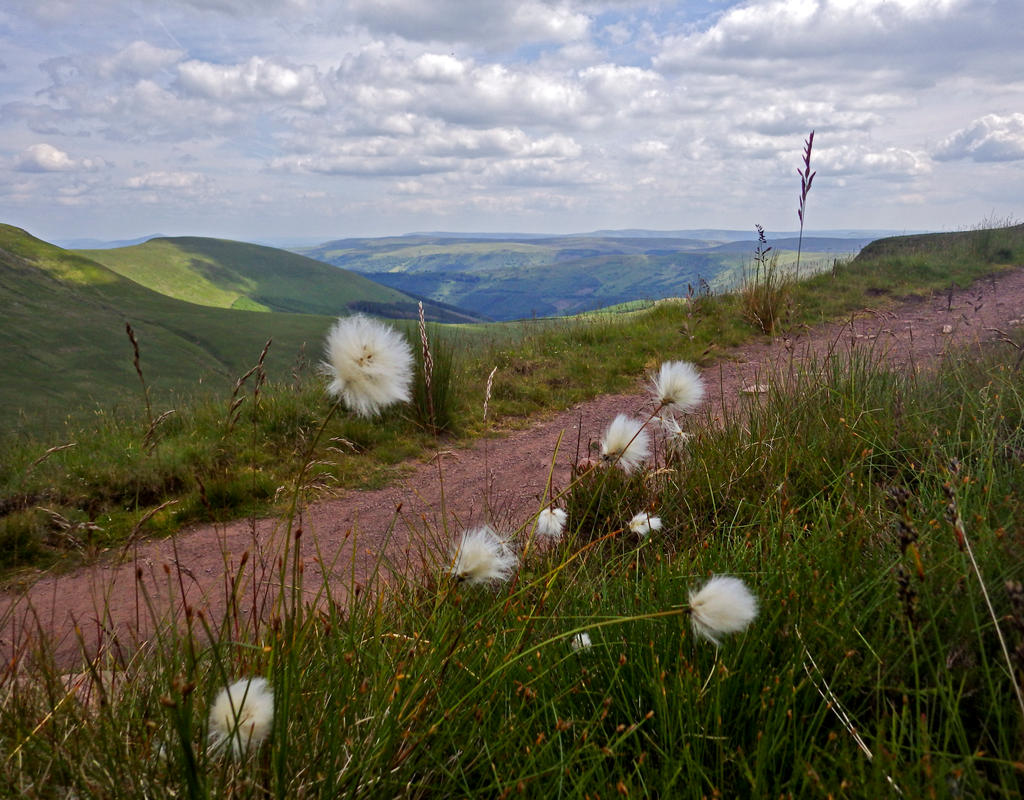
[536,507,567,540]
[658,413,694,456]
[600,414,651,474]
[451,526,519,585]
[688,575,759,646]
[208,677,274,759]
[570,632,592,651]
[321,314,414,417]
[628,511,663,537]
[652,360,705,413]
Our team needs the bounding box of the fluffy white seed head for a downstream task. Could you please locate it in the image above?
[628,511,663,537]
[657,414,693,456]
[570,632,592,651]
[321,314,414,417]
[537,507,567,539]
[600,414,650,474]
[451,526,518,585]
[688,575,759,646]
[208,677,274,759]
[652,361,705,413]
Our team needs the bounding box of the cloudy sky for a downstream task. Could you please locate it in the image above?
[1,0,1022,243]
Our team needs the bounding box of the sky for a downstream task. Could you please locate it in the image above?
[1,0,1022,244]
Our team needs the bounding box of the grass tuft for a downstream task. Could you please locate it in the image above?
[740,224,793,334]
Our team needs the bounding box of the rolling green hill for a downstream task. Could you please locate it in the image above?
[77,237,484,323]
[301,234,869,320]
[0,225,338,432]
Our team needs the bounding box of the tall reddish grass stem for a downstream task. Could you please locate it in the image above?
[796,130,815,280]
[418,302,436,432]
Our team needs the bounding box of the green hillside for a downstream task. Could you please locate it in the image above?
[0,225,336,432]
[302,234,867,320]
[78,237,483,323]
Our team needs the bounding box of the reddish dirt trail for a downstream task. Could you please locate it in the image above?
[4,269,1024,669]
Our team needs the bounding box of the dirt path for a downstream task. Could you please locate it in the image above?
[4,270,1024,668]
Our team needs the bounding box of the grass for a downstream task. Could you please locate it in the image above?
[4,222,1024,577]
[798,222,1024,320]
[1,318,1022,797]
[740,224,793,334]
[0,376,435,574]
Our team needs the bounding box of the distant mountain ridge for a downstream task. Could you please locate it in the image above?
[55,234,167,249]
[300,231,876,320]
[405,228,912,241]
[707,236,878,254]
[58,228,915,249]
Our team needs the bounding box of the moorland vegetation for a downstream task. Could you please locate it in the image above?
[1,221,1023,797]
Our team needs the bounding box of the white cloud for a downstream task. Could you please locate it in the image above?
[125,170,208,189]
[269,152,456,177]
[628,139,669,161]
[740,101,881,136]
[722,132,791,160]
[411,53,466,83]
[653,0,1020,85]
[9,50,244,142]
[333,48,669,130]
[815,144,932,179]
[14,143,106,172]
[177,57,326,109]
[270,124,582,177]
[511,1,591,42]
[98,41,184,78]
[578,64,666,115]
[420,127,582,159]
[935,113,1024,162]
[483,157,596,187]
[658,0,962,61]
[348,0,590,46]
[55,180,101,206]
[175,0,314,13]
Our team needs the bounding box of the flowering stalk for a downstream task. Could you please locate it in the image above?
[418,301,436,432]
[796,130,815,281]
[483,366,497,423]
[125,322,153,428]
